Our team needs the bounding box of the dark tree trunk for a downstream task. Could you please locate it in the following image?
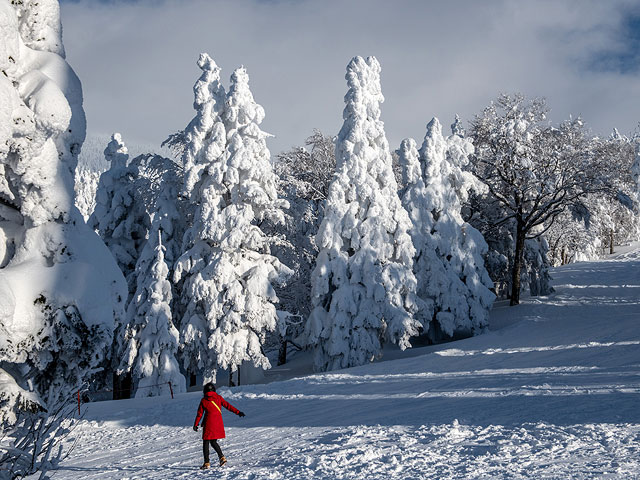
[189,371,197,387]
[510,218,526,306]
[610,230,615,255]
[278,338,287,366]
[229,369,235,387]
[112,372,132,400]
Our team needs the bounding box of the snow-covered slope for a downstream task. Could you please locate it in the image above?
[56,246,640,479]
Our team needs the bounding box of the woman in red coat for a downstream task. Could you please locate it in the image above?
[193,383,245,469]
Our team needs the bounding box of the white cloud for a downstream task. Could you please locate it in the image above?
[60,0,640,154]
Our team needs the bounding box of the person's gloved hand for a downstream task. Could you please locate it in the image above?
[193,425,198,431]
[238,411,246,417]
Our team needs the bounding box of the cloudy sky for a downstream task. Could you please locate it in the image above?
[59,0,640,155]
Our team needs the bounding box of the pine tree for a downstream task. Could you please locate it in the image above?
[168,54,290,384]
[163,53,227,199]
[451,114,465,137]
[399,118,494,341]
[124,229,185,398]
[88,135,150,394]
[305,56,419,372]
[89,133,147,294]
[397,137,438,329]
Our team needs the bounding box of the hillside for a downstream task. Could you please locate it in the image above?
[54,246,640,479]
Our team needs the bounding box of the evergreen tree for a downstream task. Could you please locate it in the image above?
[168,54,290,383]
[305,56,419,372]
[89,135,150,393]
[397,137,438,329]
[89,133,147,294]
[410,118,494,340]
[451,114,465,137]
[165,54,227,382]
[124,229,185,398]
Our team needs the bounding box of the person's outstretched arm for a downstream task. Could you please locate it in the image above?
[221,397,245,417]
[193,400,204,430]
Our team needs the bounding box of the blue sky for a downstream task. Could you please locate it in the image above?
[59,0,640,154]
[589,8,640,75]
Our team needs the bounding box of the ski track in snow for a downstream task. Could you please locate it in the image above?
[55,247,640,479]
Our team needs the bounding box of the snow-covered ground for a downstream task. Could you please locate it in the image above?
[55,247,640,479]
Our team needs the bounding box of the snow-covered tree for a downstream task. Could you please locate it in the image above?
[268,130,336,364]
[115,153,186,396]
[168,54,290,384]
[543,130,639,265]
[399,118,494,342]
[633,144,640,204]
[451,114,465,137]
[467,190,555,299]
[276,129,336,203]
[545,205,601,265]
[164,54,227,383]
[0,1,126,475]
[88,135,151,396]
[469,95,609,304]
[127,153,186,270]
[305,56,419,372]
[89,133,147,294]
[123,229,185,398]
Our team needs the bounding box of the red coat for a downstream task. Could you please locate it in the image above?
[194,391,240,440]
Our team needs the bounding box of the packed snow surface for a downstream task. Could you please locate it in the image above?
[56,246,640,479]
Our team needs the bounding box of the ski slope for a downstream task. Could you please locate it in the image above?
[55,247,640,479]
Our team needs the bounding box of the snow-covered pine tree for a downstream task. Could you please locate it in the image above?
[127,153,185,271]
[89,134,150,395]
[397,138,438,330]
[116,153,186,396]
[305,56,420,372]
[451,114,465,137]
[124,229,185,398]
[404,117,494,341]
[164,54,226,383]
[169,54,290,384]
[89,133,147,294]
[0,1,126,475]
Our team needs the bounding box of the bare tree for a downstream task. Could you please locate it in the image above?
[275,129,336,202]
[1,393,81,479]
[470,94,609,305]
[265,130,336,365]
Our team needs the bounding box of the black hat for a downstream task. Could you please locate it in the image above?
[203,383,216,393]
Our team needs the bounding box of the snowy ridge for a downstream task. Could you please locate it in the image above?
[56,247,640,479]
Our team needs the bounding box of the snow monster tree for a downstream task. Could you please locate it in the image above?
[166,54,290,385]
[0,0,126,476]
[398,119,494,343]
[305,56,420,372]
